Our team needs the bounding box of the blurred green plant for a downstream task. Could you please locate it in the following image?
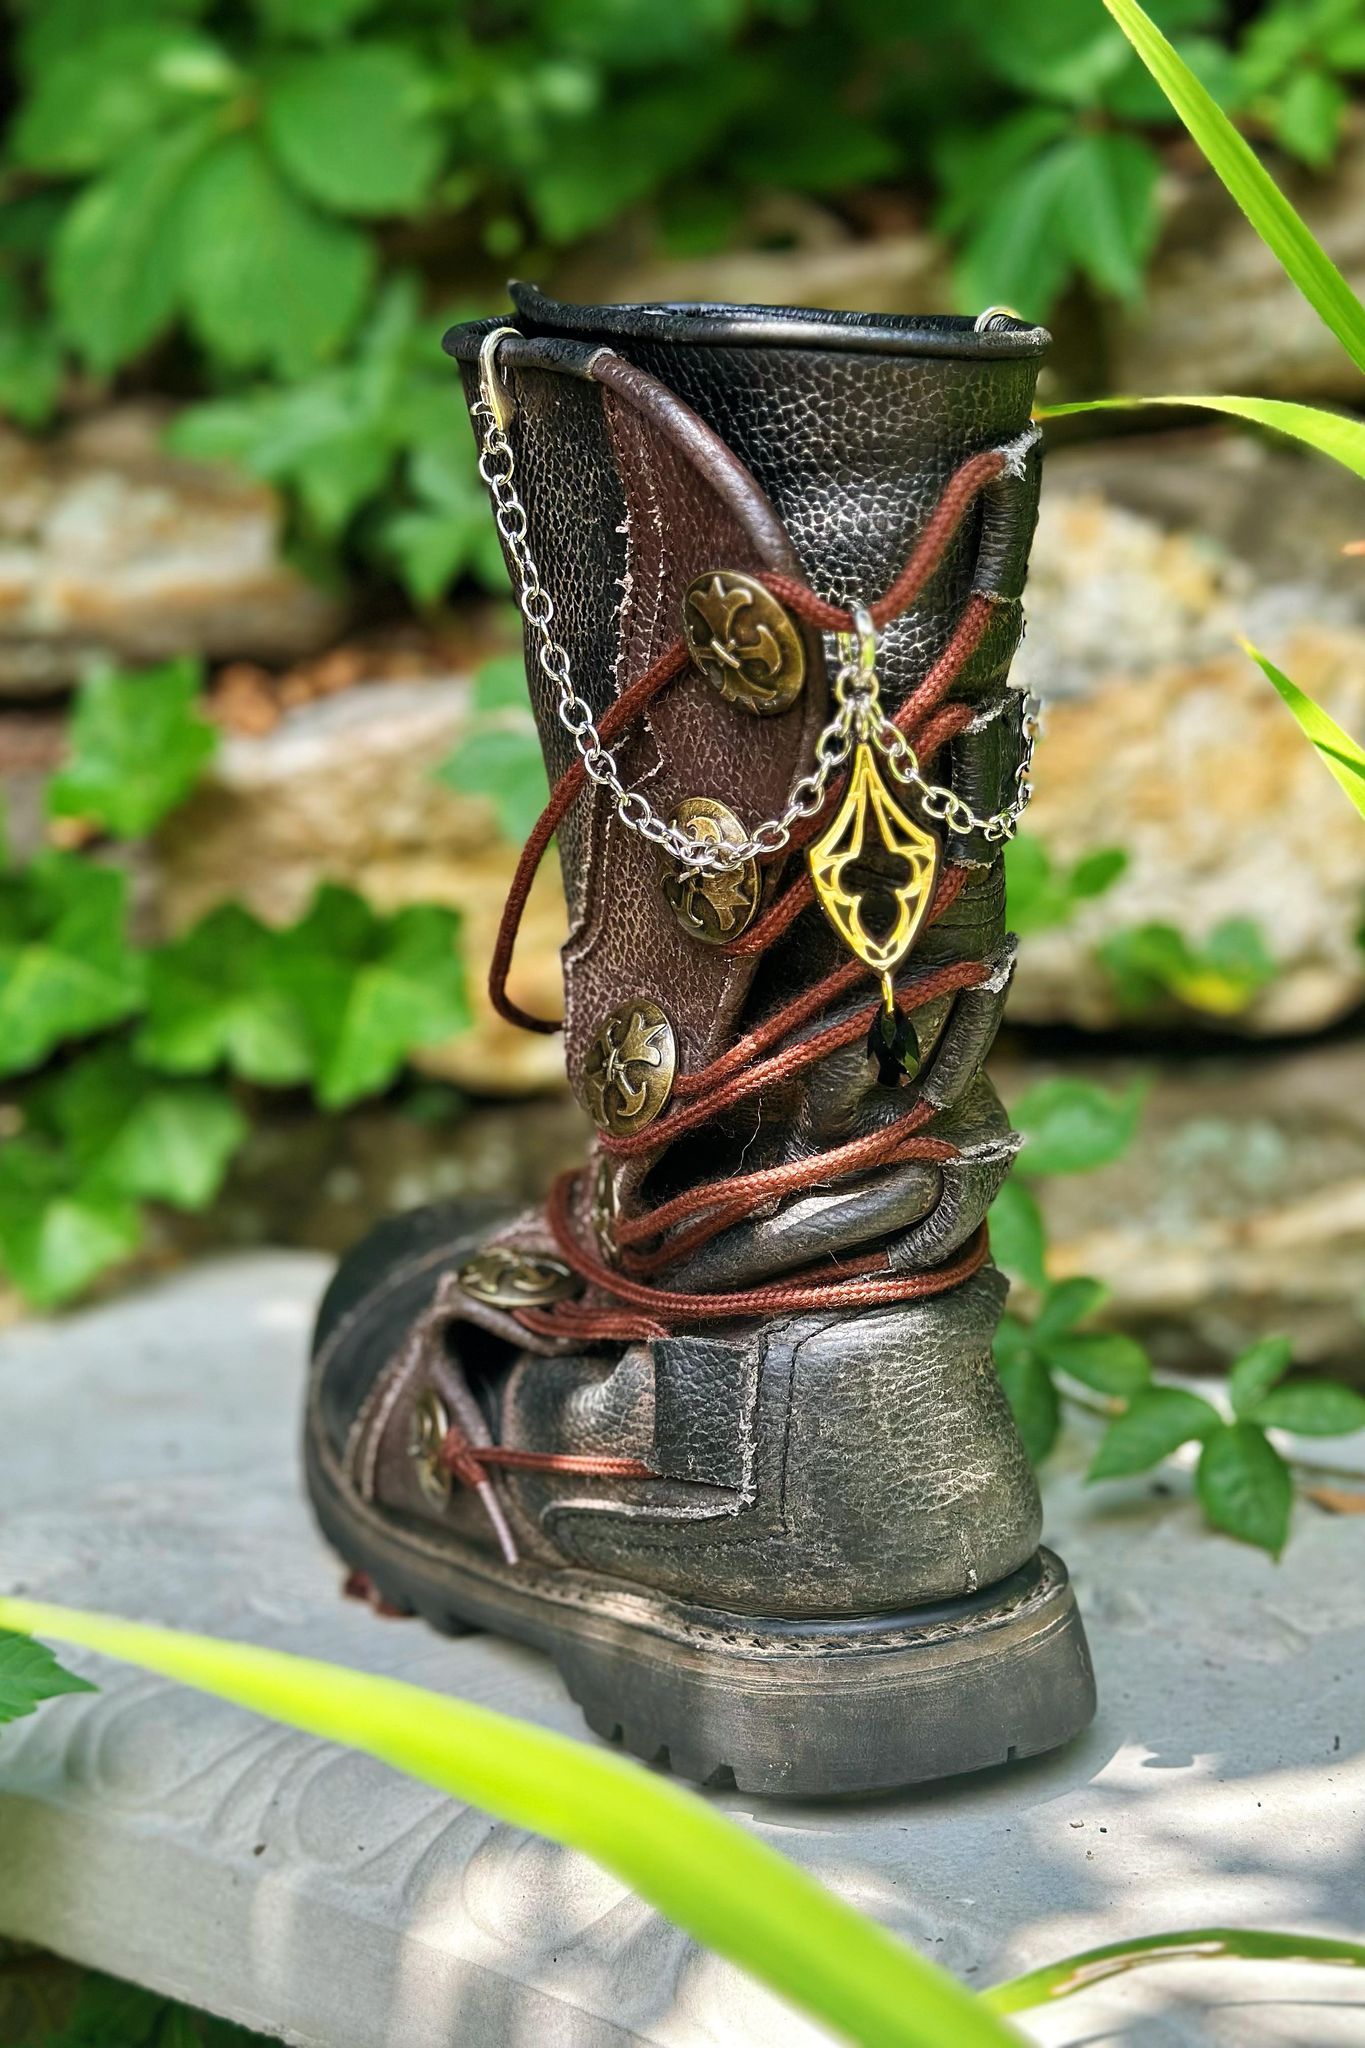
[987,1077,1365,1554]
[434,650,550,841]
[1001,833,1127,937]
[1099,915,1277,1015]
[4,0,1363,596]
[0,658,470,1309]
[5,1967,267,2048]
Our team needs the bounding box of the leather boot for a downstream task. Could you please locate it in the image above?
[304,289,1096,1796]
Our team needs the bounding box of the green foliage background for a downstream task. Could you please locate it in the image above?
[2,0,1362,594]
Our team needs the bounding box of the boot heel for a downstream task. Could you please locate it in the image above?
[550,1550,1095,1798]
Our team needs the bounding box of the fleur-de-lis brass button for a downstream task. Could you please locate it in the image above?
[410,1386,453,1507]
[455,1243,579,1307]
[682,569,805,717]
[662,797,760,945]
[583,997,676,1135]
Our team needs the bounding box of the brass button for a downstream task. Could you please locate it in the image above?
[584,998,676,1135]
[662,797,760,945]
[683,569,805,717]
[410,1387,453,1507]
[456,1244,579,1307]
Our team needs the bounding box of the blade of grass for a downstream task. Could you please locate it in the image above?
[1241,641,1365,820]
[0,1598,1021,2048]
[984,1925,1365,2013]
[1038,395,1365,482]
[1102,0,1365,375]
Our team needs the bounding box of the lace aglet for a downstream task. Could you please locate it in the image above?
[477,1478,520,1567]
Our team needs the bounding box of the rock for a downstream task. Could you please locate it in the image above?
[996,1034,1365,1378]
[1113,131,1365,405]
[152,678,568,1096]
[0,405,342,695]
[1013,430,1365,1035]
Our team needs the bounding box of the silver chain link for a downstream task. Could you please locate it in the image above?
[473,333,1039,873]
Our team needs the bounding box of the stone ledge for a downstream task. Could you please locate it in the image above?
[1,1255,1362,2045]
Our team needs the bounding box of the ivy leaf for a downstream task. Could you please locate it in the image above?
[1251,1379,1365,1437]
[13,23,237,175]
[1033,1275,1109,1338]
[0,1135,143,1307]
[47,658,217,839]
[138,903,314,1086]
[1271,67,1347,169]
[0,277,65,428]
[996,1344,1060,1465]
[1013,1077,1146,1178]
[1045,1329,1152,1397]
[952,135,1079,317]
[1197,1421,1293,1556]
[436,727,549,845]
[34,1043,247,1211]
[263,44,444,216]
[178,134,373,377]
[1060,130,1160,300]
[0,1631,96,1729]
[987,1179,1048,1290]
[52,113,219,373]
[1228,1334,1294,1416]
[1088,1383,1222,1479]
[272,884,470,1109]
[1071,847,1129,898]
[0,852,144,1079]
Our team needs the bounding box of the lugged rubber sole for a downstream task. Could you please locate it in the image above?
[305,1427,1096,1798]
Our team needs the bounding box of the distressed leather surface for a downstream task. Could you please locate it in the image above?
[315,295,1052,1619]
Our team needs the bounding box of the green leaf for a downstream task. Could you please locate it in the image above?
[436,726,549,845]
[1089,1384,1222,1479]
[1228,1335,1294,1416]
[35,1043,246,1211]
[952,136,1079,318]
[0,1631,96,1729]
[1039,395,1365,483]
[0,1136,143,1307]
[52,113,219,374]
[1251,1379,1365,1437]
[1103,0,1365,373]
[47,658,217,838]
[251,0,378,38]
[0,852,144,1079]
[1060,131,1160,300]
[1013,1077,1146,1178]
[1243,641,1365,821]
[986,1925,1365,2015]
[13,23,236,174]
[178,135,373,376]
[1071,847,1129,899]
[1046,1330,1152,1398]
[987,1178,1048,1289]
[264,44,444,216]
[996,1345,1061,1465]
[138,903,314,1086]
[1271,67,1347,168]
[1100,916,1275,1016]
[272,885,470,1109]
[1033,1275,1109,1338]
[0,1597,1017,2048]
[1196,1420,1293,1555]
[0,289,65,428]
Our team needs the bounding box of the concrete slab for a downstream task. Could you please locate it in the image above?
[1,1254,1361,2047]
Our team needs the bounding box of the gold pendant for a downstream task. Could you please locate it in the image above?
[807,742,940,1010]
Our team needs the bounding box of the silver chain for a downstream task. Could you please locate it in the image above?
[473,328,1039,873]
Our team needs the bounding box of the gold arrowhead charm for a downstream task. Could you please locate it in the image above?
[807,742,940,1009]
